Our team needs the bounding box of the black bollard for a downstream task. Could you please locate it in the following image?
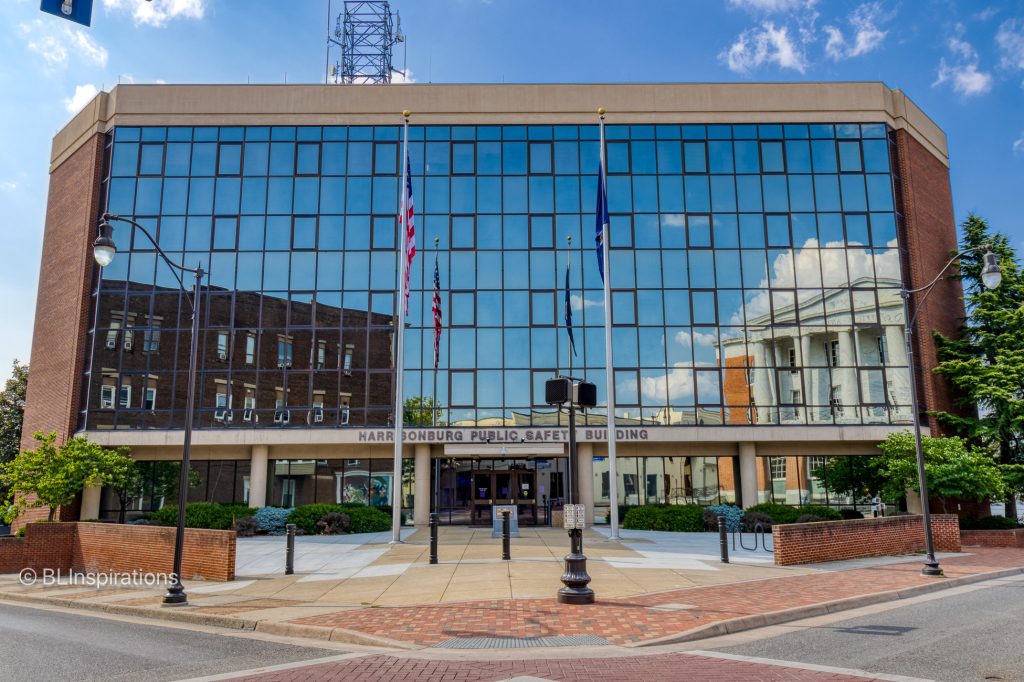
[501,510,511,560]
[285,523,296,575]
[718,515,729,564]
[429,512,439,565]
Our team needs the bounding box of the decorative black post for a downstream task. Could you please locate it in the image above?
[546,376,595,605]
[429,512,439,565]
[718,515,729,564]
[501,510,511,561]
[285,523,296,575]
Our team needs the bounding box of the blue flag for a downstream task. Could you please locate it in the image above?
[564,262,577,357]
[595,161,609,282]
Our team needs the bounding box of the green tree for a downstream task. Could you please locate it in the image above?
[0,360,28,468]
[810,456,888,504]
[875,431,1006,514]
[403,396,443,426]
[933,215,1024,517]
[0,433,132,523]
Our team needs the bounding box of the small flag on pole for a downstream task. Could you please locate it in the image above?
[432,253,443,370]
[595,161,609,282]
[400,156,416,315]
[564,260,577,357]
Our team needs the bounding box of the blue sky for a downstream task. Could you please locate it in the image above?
[1,0,1022,381]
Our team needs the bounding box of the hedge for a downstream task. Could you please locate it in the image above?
[744,503,843,525]
[287,503,392,535]
[960,515,1020,530]
[622,504,704,532]
[150,502,257,530]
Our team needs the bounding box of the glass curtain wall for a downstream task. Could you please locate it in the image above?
[81,122,912,432]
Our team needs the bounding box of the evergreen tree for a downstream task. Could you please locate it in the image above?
[0,360,28,467]
[932,215,1024,516]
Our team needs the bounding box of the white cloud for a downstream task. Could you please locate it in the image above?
[0,181,17,192]
[102,0,206,27]
[974,7,999,22]
[64,84,100,114]
[19,20,107,71]
[996,19,1024,71]
[390,68,416,84]
[723,21,808,74]
[823,3,890,61]
[1013,133,1024,154]
[934,34,993,97]
[728,0,816,12]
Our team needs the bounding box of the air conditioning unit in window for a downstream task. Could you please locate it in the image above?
[273,409,290,424]
[123,336,133,351]
[313,407,324,423]
[218,350,228,361]
[214,408,232,423]
[242,409,254,422]
[105,338,117,350]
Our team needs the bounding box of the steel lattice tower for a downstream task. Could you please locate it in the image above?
[327,1,404,84]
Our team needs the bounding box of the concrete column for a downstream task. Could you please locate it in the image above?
[838,329,859,420]
[577,442,595,524]
[249,445,269,508]
[752,341,773,424]
[81,485,101,520]
[738,442,758,510]
[413,443,431,526]
[801,333,813,421]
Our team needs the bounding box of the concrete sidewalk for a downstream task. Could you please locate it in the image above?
[0,528,1020,651]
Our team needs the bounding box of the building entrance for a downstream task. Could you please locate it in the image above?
[433,456,565,526]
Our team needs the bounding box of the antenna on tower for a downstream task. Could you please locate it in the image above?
[326,1,406,84]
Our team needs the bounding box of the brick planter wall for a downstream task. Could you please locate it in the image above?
[960,529,1024,548]
[773,515,961,566]
[0,522,235,581]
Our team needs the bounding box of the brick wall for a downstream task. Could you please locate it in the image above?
[893,130,965,435]
[16,132,106,531]
[960,529,1024,548]
[0,522,235,581]
[773,514,961,565]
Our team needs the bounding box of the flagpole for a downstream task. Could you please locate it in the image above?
[391,110,411,544]
[599,107,620,541]
[431,236,440,515]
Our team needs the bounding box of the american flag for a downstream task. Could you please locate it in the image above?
[432,253,442,370]
[400,156,416,316]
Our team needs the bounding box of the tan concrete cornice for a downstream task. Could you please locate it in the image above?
[50,82,948,171]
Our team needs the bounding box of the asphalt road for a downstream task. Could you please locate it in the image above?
[714,577,1024,682]
[0,602,344,681]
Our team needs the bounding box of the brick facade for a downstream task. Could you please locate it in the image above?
[893,130,964,434]
[15,133,106,529]
[960,529,1024,548]
[772,514,961,565]
[0,522,236,581]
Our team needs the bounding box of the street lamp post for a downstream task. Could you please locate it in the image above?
[93,212,205,606]
[545,375,596,604]
[901,245,1001,577]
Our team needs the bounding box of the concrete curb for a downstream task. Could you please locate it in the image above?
[630,566,1024,647]
[255,621,420,650]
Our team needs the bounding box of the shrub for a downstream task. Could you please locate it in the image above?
[839,508,865,520]
[976,515,1020,530]
[235,516,259,537]
[795,514,823,524]
[16,527,25,538]
[150,502,257,530]
[316,512,351,535]
[745,503,800,525]
[622,505,704,532]
[797,505,843,521]
[254,507,292,535]
[704,504,744,532]
[288,503,392,535]
[742,511,773,532]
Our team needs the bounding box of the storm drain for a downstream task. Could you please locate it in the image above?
[432,635,610,649]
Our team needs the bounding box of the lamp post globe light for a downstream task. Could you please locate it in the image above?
[93,212,205,606]
[901,245,1001,577]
